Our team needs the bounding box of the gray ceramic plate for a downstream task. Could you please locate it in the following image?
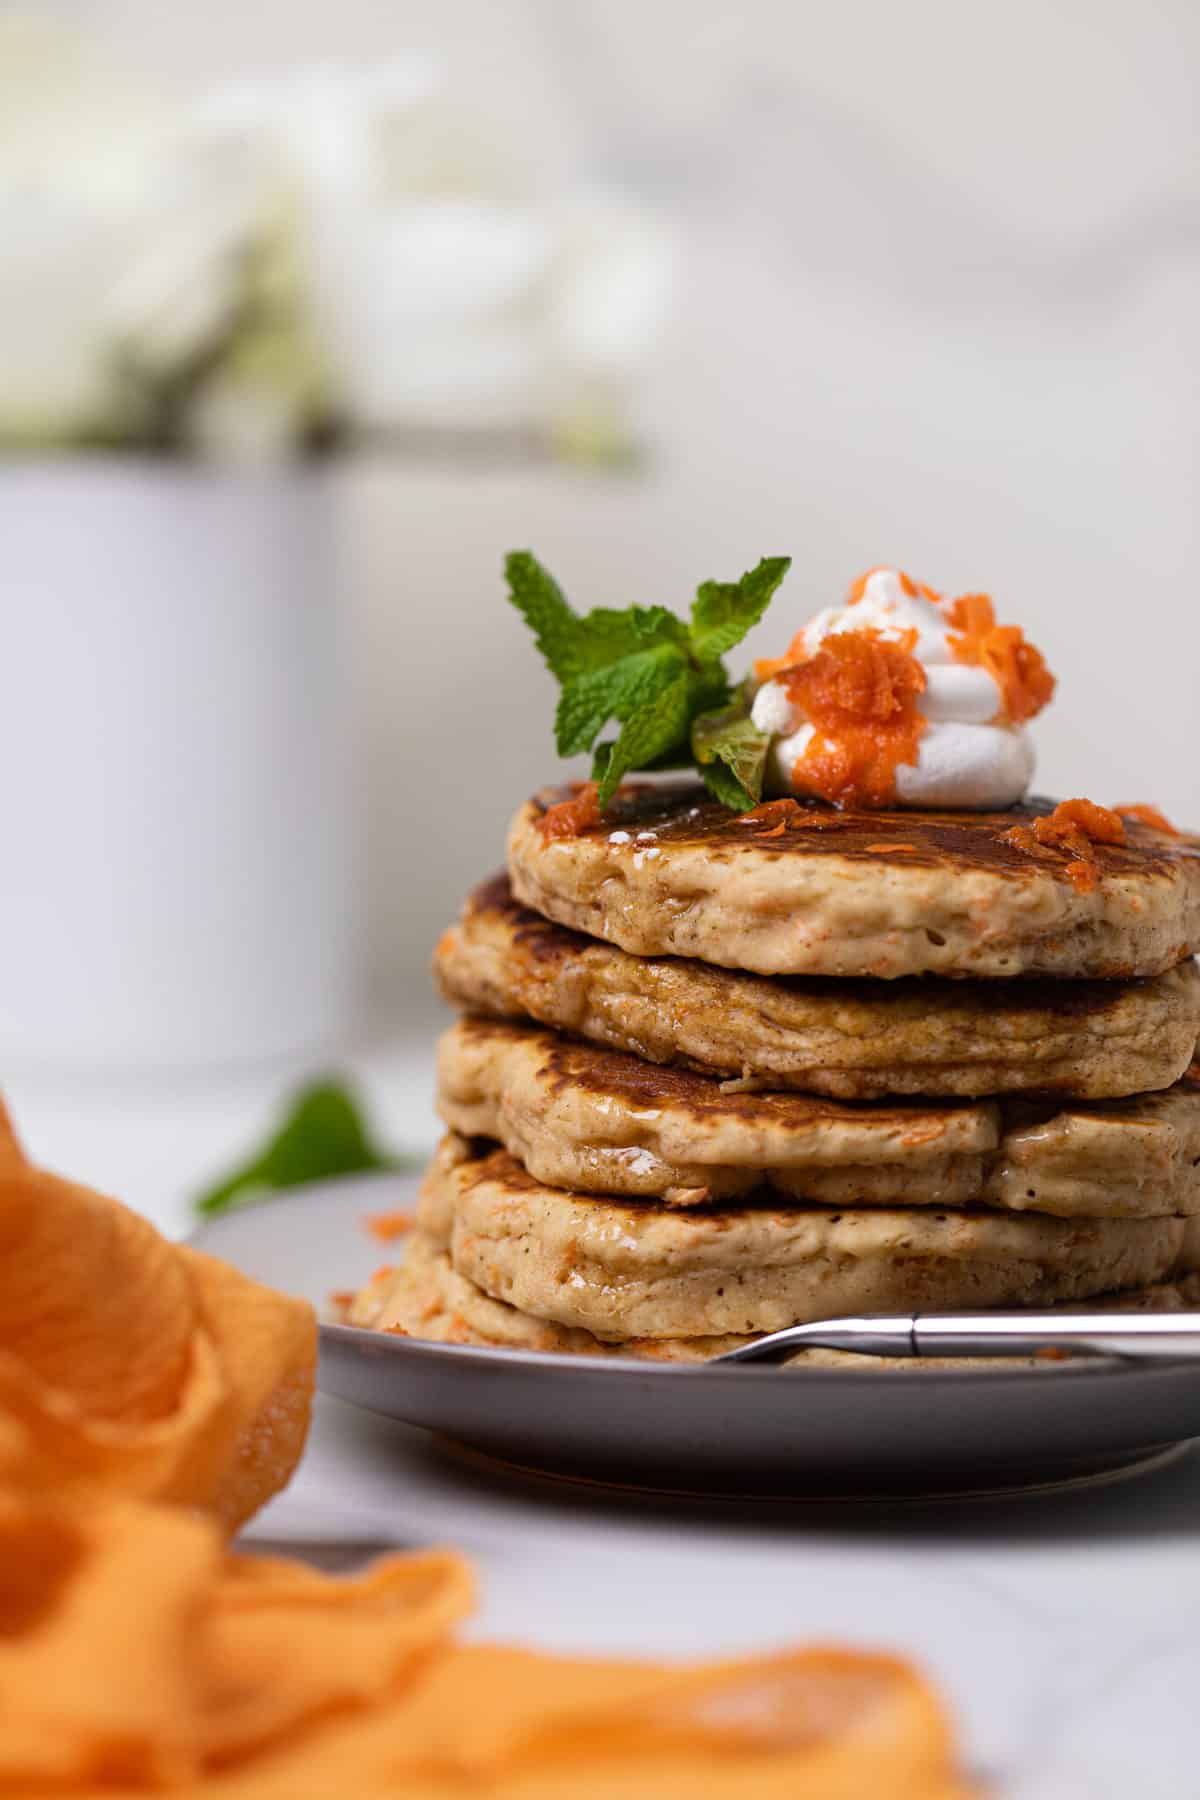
[191,1174,1200,1498]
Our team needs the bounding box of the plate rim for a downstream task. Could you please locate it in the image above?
[319,1316,1139,1386]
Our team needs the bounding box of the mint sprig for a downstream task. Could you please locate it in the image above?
[505,551,789,808]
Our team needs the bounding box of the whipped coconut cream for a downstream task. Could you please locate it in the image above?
[750,568,1042,809]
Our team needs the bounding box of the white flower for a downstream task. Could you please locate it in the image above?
[198,59,673,444]
[0,26,672,456]
[105,202,253,378]
[0,16,171,441]
[0,16,319,454]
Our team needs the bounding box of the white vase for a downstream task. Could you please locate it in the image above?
[0,458,355,1070]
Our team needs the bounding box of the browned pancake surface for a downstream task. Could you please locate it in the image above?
[532,782,1189,880]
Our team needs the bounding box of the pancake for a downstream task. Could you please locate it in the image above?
[436,1017,1200,1219]
[348,1230,754,1362]
[436,877,1200,1099]
[507,781,1200,980]
[438,1017,990,1207]
[414,1136,1185,1341]
[351,1230,1200,1369]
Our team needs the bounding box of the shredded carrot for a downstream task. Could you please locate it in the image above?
[847,567,942,605]
[538,781,602,841]
[755,569,941,680]
[741,799,801,824]
[363,1209,416,1242]
[1116,804,1180,836]
[783,629,927,809]
[739,799,804,830]
[754,628,810,684]
[737,798,844,835]
[849,566,903,603]
[945,593,1055,724]
[1002,799,1125,891]
[866,843,922,853]
[750,571,1058,811]
[1034,798,1126,847]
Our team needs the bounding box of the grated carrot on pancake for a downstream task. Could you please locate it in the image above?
[1003,798,1126,892]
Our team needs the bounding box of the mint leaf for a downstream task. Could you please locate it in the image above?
[686,659,732,717]
[506,550,690,686]
[692,690,772,810]
[594,663,692,804]
[505,549,792,813]
[555,641,689,756]
[690,557,792,663]
[699,757,758,811]
[505,551,583,680]
[555,669,625,757]
[576,604,688,667]
[194,1079,414,1217]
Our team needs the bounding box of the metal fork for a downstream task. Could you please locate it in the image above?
[710,1312,1200,1366]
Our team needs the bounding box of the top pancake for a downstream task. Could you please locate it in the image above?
[508,782,1200,980]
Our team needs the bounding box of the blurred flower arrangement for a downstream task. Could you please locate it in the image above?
[0,18,672,465]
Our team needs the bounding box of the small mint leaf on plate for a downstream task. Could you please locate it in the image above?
[194,1079,415,1217]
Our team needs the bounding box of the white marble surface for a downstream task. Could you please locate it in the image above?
[16,1049,1200,1797]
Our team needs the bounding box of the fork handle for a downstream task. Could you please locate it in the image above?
[715,1310,1200,1366]
[912,1312,1200,1360]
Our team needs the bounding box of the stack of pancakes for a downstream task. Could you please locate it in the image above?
[352,784,1200,1363]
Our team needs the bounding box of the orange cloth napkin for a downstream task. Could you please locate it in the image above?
[0,1490,969,1797]
[0,1101,314,1531]
[0,1102,974,1797]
